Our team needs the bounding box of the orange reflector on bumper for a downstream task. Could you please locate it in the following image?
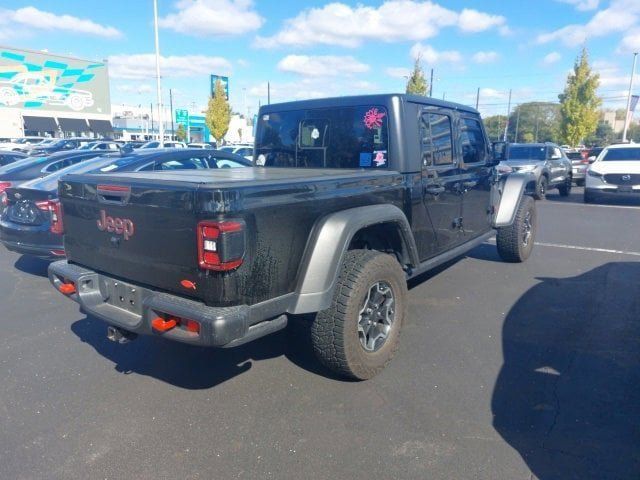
[58,283,76,295]
[151,317,177,332]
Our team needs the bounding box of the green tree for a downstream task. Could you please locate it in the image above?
[175,123,187,141]
[627,122,640,142]
[507,102,561,143]
[205,80,231,143]
[558,48,601,146]
[585,120,615,146]
[406,57,428,96]
[483,115,507,141]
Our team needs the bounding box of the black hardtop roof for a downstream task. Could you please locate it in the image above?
[509,142,559,147]
[259,93,479,115]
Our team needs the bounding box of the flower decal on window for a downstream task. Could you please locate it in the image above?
[363,107,386,129]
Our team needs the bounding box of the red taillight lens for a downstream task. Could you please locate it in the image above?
[0,181,12,193]
[197,220,245,271]
[35,199,51,211]
[49,199,64,235]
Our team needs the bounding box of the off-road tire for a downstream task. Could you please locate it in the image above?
[557,176,572,197]
[496,195,536,263]
[534,176,548,200]
[311,249,407,380]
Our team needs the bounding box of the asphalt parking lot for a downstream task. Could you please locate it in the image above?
[1,186,638,480]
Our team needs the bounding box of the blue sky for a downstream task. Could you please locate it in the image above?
[1,0,639,117]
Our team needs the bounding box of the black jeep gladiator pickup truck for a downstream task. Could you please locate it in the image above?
[48,94,534,379]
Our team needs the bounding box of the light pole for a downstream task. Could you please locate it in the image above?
[622,52,638,143]
[153,0,164,144]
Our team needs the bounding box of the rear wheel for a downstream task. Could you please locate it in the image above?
[558,176,572,197]
[534,176,547,200]
[496,196,536,263]
[311,249,407,380]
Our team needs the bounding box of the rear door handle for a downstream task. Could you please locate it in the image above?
[424,185,445,195]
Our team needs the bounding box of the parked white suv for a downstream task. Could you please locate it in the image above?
[585,143,640,203]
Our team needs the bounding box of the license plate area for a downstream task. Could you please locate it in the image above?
[99,277,143,315]
[618,185,633,193]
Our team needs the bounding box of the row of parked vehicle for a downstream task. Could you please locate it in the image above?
[0,144,252,258]
[496,142,639,204]
[0,136,255,160]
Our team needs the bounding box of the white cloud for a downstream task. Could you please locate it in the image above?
[537,0,640,46]
[472,51,499,64]
[555,0,600,11]
[386,67,411,79]
[109,54,232,80]
[159,0,264,36]
[0,6,121,38]
[542,51,562,65]
[410,43,462,64]
[277,55,369,77]
[619,29,640,52]
[457,9,506,33]
[255,1,507,48]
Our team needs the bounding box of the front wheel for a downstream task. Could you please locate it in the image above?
[496,195,536,263]
[534,176,547,200]
[311,249,407,380]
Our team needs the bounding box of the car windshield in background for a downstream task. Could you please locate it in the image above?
[601,148,640,161]
[20,156,114,191]
[255,105,390,168]
[507,146,546,161]
[0,157,45,173]
[78,142,97,150]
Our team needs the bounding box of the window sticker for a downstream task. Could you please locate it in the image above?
[311,128,320,140]
[373,150,387,167]
[363,107,386,129]
[359,152,372,167]
[256,154,266,166]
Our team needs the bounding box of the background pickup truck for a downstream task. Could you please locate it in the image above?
[48,94,534,380]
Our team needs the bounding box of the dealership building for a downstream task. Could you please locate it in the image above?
[0,46,112,138]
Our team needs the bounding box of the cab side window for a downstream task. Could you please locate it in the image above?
[460,117,487,164]
[420,113,453,167]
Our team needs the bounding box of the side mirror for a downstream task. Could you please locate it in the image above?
[588,156,596,163]
[490,141,507,165]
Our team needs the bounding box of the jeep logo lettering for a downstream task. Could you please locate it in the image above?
[97,210,135,240]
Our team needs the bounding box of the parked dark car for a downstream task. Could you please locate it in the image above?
[0,151,27,167]
[501,142,572,199]
[48,94,534,380]
[29,138,92,156]
[0,149,251,258]
[0,150,108,193]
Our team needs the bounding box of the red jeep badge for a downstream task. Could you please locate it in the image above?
[97,210,135,240]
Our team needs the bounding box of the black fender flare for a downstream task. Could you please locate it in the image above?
[289,204,419,314]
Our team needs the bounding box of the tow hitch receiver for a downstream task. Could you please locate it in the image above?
[107,326,137,344]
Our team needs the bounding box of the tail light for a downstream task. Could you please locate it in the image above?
[197,220,245,271]
[0,181,12,193]
[49,199,64,234]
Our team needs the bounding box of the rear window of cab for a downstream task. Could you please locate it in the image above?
[255,105,389,169]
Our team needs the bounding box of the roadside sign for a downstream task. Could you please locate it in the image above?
[175,109,189,126]
[210,75,229,100]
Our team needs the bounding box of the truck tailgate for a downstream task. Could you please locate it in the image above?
[59,174,208,302]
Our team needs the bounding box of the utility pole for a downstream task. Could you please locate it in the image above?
[622,52,638,143]
[267,82,271,105]
[514,106,521,143]
[169,88,175,141]
[503,89,512,142]
[442,92,446,101]
[429,69,434,97]
[534,105,540,142]
[153,0,164,144]
[475,87,480,110]
[150,102,154,137]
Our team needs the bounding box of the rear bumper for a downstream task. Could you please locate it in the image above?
[0,219,63,258]
[48,260,287,347]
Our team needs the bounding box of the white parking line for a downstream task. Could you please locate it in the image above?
[543,201,640,211]
[485,239,640,257]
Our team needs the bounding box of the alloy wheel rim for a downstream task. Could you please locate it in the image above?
[522,210,533,247]
[358,281,396,352]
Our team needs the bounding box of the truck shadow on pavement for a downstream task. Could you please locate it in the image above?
[13,254,51,278]
[491,262,640,480]
[69,314,340,389]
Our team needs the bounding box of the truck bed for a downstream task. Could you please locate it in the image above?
[58,168,406,307]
